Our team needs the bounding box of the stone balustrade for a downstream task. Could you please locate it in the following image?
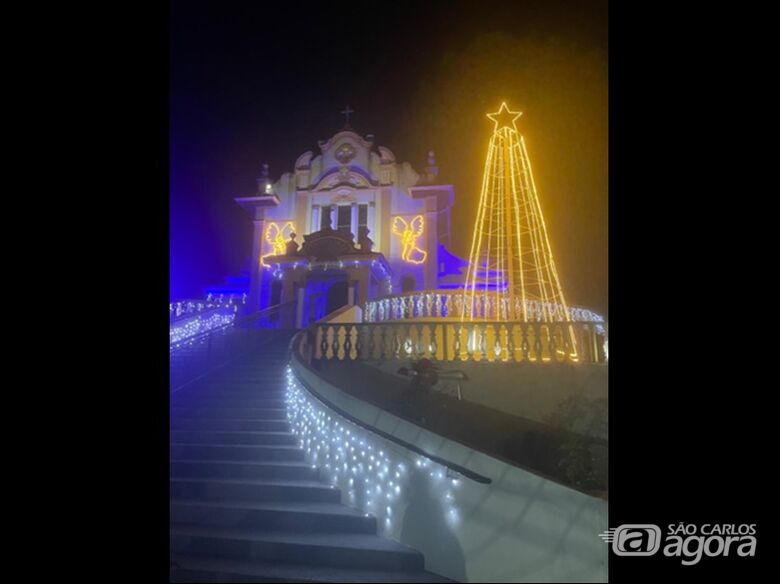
[302,320,607,365]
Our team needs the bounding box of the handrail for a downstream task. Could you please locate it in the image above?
[233,300,296,327]
[287,331,492,484]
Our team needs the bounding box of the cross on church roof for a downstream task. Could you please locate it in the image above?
[340,105,354,128]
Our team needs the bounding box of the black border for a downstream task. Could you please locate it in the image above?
[34,1,770,581]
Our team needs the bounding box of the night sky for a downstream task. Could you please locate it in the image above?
[170,0,608,316]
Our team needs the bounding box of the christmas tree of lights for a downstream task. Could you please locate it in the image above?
[461,102,573,324]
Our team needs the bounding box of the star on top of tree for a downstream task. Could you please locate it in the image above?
[487,101,523,132]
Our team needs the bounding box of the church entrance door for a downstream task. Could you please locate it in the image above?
[304,271,349,324]
[326,280,349,315]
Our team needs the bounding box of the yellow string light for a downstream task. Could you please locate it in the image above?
[260,221,296,268]
[392,215,427,264]
[460,102,577,355]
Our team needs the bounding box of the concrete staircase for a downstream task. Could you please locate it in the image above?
[170,339,451,582]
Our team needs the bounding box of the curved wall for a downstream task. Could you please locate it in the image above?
[289,352,608,582]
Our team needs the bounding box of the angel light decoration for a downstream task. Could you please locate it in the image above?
[260,221,296,267]
[392,215,426,264]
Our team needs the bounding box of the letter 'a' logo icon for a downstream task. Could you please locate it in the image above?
[600,524,662,556]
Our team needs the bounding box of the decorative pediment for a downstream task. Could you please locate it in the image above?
[300,227,357,260]
[318,130,373,152]
[335,142,357,164]
[273,125,422,194]
[313,167,375,191]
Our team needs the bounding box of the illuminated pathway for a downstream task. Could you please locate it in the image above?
[169,339,451,582]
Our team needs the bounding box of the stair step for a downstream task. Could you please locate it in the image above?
[170,526,424,571]
[170,431,298,446]
[191,379,286,387]
[182,389,284,398]
[212,372,286,376]
[170,554,453,583]
[171,406,288,420]
[177,381,287,395]
[170,347,445,582]
[170,459,317,481]
[170,477,340,503]
[172,397,287,408]
[200,374,287,382]
[170,499,376,534]
[171,443,303,462]
[171,418,290,432]
[198,378,285,385]
[177,391,287,400]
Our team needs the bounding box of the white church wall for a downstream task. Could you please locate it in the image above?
[310,155,323,184]
[249,127,458,297]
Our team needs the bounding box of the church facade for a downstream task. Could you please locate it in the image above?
[236,124,467,325]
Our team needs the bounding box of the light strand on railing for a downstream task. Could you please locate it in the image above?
[170,293,247,320]
[268,258,392,281]
[365,293,604,328]
[285,368,461,534]
[169,311,235,349]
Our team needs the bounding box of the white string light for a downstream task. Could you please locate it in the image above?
[169,311,235,349]
[285,367,462,534]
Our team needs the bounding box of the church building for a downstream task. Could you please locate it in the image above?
[236,113,467,326]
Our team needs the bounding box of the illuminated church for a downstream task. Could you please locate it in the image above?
[236,114,467,325]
